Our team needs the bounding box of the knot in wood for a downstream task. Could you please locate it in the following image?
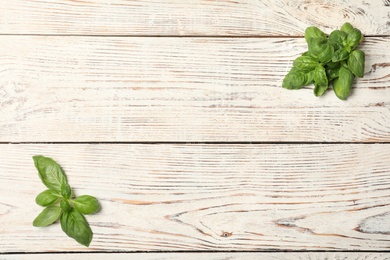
[221,231,233,238]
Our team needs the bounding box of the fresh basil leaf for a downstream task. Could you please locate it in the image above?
[326,61,340,69]
[333,66,355,100]
[347,50,365,78]
[60,199,71,212]
[61,184,72,199]
[307,38,334,63]
[304,26,327,43]
[283,69,309,90]
[306,70,315,85]
[61,208,93,247]
[73,195,101,215]
[314,83,329,97]
[293,56,318,72]
[33,156,68,193]
[346,28,362,49]
[313,65,328,97]
[307,37,325,55]
[35,189,59,207]
[326,66,341,81]
[329,30,348,50]
[332,48,349,62]
[340,22,354,35]
[33,206,62,227]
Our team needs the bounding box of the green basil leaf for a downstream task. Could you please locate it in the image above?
[305,70,315,85]
[347,50,365,78]
[307,37,325,55]
[332,48,349,62]
[326,61,340,69]
[314,83,329,97]
[313,65,328,97]
[61,184,72,199]
[283,69,308,90]
[329,30,348,50]
[293,56,318,72]
[60,199,72,212]
[35,189,59,207]
[307,38,334,63]
[346,28,362,49]
[33,206,62,227]
[333,66,355,100]
[61,208,93,247]
[304,26,327,43]
[73,195,101,215]
[327,66,341,81]
[33,156,68,193]
[340,22,354,35]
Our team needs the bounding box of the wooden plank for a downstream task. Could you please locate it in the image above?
[0,0,389,36]
[0,144,389,252]
[4,252,390,260]
[0,36,389,142]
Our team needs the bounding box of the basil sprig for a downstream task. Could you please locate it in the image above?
[283,22,365,100]
[32,155,100,247]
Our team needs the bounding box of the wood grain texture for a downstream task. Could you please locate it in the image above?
[1,36,389,142]
[0,0,389,36]
[4,252,390,260]
[0,144,389,252]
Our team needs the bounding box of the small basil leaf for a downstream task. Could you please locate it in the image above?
[293,56,318,72]
[307,37,325,56]
[283,69,306,90]
[305,26,327,43]
[60,200,71,212]
[307,38,334,63]
[327,66,341,81]
[314,83,329,97]
[329,30,348,50]
[340,22,354,35]
[305,70,315,85]
[333,66,355,100]
[346,28,362,49]
[332,48,349,62]
[33,156,68,193]
[313,65,328,97]
[73,195,101,215]
[35,189,59,207]
[347,50,365,78]
[61,208,93,247]
[326,61,340,69]
[61,184,72,199]
[33,206,62,227]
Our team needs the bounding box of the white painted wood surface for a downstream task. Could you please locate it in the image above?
[1,0,390,258]
[0,144,389,252]
[0,37,389,142]
[0,0,389,36]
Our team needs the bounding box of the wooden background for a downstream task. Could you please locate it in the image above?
[0,0,389,259]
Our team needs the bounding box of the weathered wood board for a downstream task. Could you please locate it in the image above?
[0,144,389,252]
[0,0,389,36]
[1,37,389,142]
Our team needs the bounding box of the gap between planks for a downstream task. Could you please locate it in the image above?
[2,252,390,260]
[0,34,388,38]
[2,141,390,145]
